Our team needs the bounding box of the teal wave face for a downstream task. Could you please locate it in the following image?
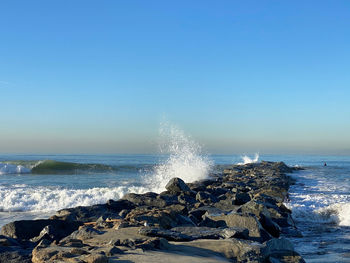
[31,160,114,174]
[1,160,153,175]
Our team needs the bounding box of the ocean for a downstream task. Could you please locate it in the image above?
[0,153,349,262]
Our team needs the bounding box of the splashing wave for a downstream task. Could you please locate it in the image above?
[145,122,213,193]
[237,153,259,165]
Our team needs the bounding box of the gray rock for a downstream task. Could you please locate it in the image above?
[122,192,168,207]
[67,226,103,241]
[0,219,81,241]
[165,177,192,194]
[196,191,218,204]
[235,192,251,205]
[0,248,31,263]
[208,212,271,242]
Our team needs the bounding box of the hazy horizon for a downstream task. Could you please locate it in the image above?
[1,1,349,155]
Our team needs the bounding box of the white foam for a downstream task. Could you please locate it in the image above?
[287,170,350,227]
[0,184,147,212]
[237,153,259,165]
[145,122,213,193]
[0,163,31,175]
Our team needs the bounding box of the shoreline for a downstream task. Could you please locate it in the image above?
[0,161,305,263]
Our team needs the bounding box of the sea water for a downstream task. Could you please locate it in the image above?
[0,151,349,261]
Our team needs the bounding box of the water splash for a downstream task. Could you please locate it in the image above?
[237,153,259,165]
[145,122,213,193]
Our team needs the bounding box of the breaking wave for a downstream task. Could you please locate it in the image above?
[289,201,350,227]
[0,184,147,212]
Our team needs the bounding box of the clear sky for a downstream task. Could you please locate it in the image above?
[1,1,349,154]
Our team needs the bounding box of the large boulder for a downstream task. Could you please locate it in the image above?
[121,192,169,207]
[0,219,81,241]
[165,178,192,195]
[262,237,305,262]
[51,204,113,223]
[208,213,271,242]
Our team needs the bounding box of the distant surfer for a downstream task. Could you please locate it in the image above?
[324,162,327,166]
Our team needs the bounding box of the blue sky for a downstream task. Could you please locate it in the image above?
[1,1,349,154]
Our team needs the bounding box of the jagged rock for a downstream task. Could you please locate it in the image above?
[106,199,136,212]
[196,191,218,204]
[208,212,271,242]
[235,192,251,205]
[66,226,103,241]
[134,237,169,250]
[52,204,111,223]
[238,200,271,218]
[0,247,32,263]
[125,207,178,229]
[214,198,239,211]
[104,246,124,256]
[59,238,84,247]
[260,214,281,238]
[1,219,81,241]
[177,193,197,205]
[121,192,169,207]
[262,237,305,262]
[165,177,192,194]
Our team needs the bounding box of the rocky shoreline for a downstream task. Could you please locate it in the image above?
[0,161,305,263]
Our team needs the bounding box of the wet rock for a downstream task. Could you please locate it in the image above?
[165,177,192,195]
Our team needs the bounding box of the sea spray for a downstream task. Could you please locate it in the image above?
[237,153,259,165]
[145,122,213,193]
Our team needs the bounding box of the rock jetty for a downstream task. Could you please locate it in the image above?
[0,161,305,262]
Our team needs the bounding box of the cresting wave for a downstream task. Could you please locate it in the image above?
[0,160,142,175]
